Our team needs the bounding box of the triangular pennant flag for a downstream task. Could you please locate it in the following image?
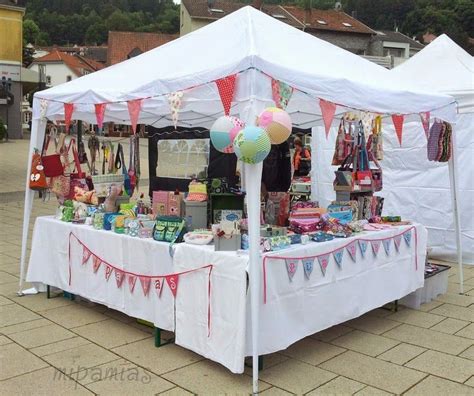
[40,99,48,120]
[271,78,294,110]
[216,74,237,115]
[302,258,314,280]
[82,247,91,265]
[333,248,344,268]
[64,103,74,133]
[382,238,392,255]
[392,114,404,146]
[285,259,298,281]
[92,256,102,273]
[393,235,402,251]
[359,240,368,257]
[165,275,179,298]
[167,92,184,129]
[371,240,381,256]
[420,111,430,139]
[115,269,125,288]
[128,274,137,293]
[104,264,113,281]
[127,99,142,134]
[346,241,357,262]
[154,278,164,298]
[139,276,151,296]
[403,230,412,247]
[94,103,107,130]
[319,99,337,139]
[317,254,330,276]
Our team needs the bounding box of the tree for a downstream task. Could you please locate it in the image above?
[85,23,108,45]
[23,19,41,45]
[107,10,134,32]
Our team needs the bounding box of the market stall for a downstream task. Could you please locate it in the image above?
[21,7,456,393]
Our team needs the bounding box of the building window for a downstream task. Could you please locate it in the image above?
[46,75,51,85]
[383,47,404,57]
[66,75,72,82]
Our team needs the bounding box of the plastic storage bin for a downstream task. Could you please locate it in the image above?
[185,200,207,231]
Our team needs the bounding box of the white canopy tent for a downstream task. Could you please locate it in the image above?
[20,7,456,393]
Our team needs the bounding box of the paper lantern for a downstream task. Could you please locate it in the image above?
[210,116,245,153]
[233,126,271,164]
[257,107,292,144]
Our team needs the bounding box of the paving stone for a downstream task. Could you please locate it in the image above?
[377,343,426,365]
[280,337,346,366]
[331,330,399,357]
[0,294,13,305]
[257,359,336,395]
[465,377,474,387]
[306,376,365,395]
[365,308,394,318]
[42,343,119,374]
[417,300,445,312]
[0,334,13,345]
[436,293,474,307]
[1,318,52,335]
[406,349,474,383]
[163,360,271,394]
[70,359,137,385]
[0,367,93,395]
[388,308,445,328]
[345,314,400,335]
[13,292,75,311]
[30,336,91,357]
[431,318,470,334]
[158,387,195,395]
[320,350,426,395]
[103,308,135,323]
[457,323,474,340]
[460,346,474,360]
[354,386,393,395]
[41,303,109,328]
[404,375,474,395]
[431,303,474,322]
[311,324,354,342]
[73,319,151,349]
[9,323,76,349]
[0,303,40,327]
[383,324,473,355]
[0,342,48,380]
[113,340,202,375]
[0,270,19,284]
[259,387,294,395]
[244,353,289,375]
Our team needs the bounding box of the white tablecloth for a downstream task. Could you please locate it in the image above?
[27,217,427,374]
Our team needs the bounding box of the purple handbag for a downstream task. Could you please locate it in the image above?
[427,121,443,161]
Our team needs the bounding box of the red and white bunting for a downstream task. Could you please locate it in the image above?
[392,114,405,146]
[94,103,107,130]
[92,256,102,273]
[64,103,74,133]
[167,92,184,129]
[154,278,164,297]
[128,274,137,293]
[317,254,330,276]
[420,111,430,139]
[82,247,92,265]
[216,74,237,116]
[115,269,125,288]
[319,99,337,139]
[139,276,151,297]
[127,99,142,134]
[165,275,179,298]
[371,240,381,256]
[39,99,48,120]
[105,264,113,281]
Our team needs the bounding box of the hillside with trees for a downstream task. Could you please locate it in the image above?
[22,0,473,54]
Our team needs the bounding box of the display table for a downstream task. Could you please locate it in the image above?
[27,217,427,374]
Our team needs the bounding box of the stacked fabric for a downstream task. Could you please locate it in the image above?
[427,120,453,162]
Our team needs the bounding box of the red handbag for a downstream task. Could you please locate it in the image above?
[65,138,88,200]
[41,134,64,177]
[29,150,48,190]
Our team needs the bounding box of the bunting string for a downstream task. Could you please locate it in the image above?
[68,232,214,336]
[262,226,418,304]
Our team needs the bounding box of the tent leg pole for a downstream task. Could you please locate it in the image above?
[448,132,463,294]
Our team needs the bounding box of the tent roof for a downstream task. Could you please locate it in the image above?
[34,6,455,126]
[392,34,474,113]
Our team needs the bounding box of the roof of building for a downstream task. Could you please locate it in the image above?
[32,50,103,76]
[107,31,178,65]
[182,0,303,29]
[183,0,374,35]
[37,46,108,64]
[376,30,424,49]
[423,32,438,45]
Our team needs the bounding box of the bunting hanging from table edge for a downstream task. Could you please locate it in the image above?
[68,232,214,335]
[261,226,418,304]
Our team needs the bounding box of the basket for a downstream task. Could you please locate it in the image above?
[92,174,124,197]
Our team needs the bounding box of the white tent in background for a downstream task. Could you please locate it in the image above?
[386,35,474,269]
[19,7,456,393]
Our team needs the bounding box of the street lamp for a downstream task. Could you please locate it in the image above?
[1,77,13,141]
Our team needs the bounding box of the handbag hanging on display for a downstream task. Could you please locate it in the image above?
[66,138,89,200]
[116,143,132,196]
[41,133,64,177]
[29,149,48,191]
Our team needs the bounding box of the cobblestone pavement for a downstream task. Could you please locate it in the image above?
[0,141,473,395]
